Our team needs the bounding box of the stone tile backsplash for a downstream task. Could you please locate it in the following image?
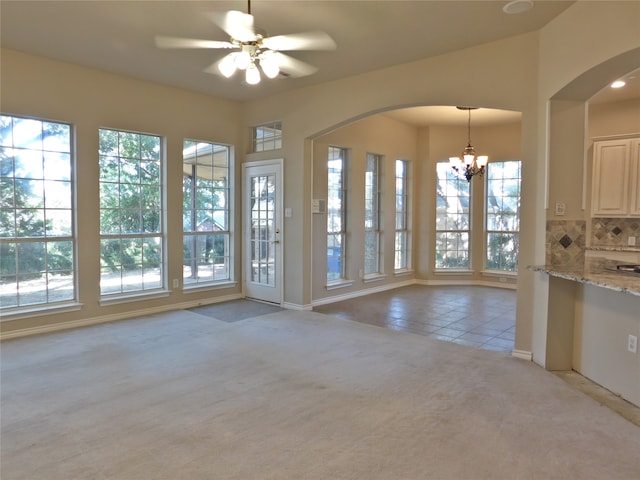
[546,220,586,266]
[545,218,640,266]
[591,218,640,248]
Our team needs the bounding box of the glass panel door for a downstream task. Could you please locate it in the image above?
[243,161,282,304]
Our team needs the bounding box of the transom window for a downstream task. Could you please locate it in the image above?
[182,140,232,287]
[0,115,75,311]
[486,160,521,271]
[435,162,470,269]
[364,153,382,276]
[253,121,282,152]
[327,146,347,282]
[98,128,163,296]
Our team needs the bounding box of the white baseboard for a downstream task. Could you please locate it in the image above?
[1,292,243,341]
[283,302,313,311]
[417,278,517,290]
[312,279,415,307]
[512,349,533,361]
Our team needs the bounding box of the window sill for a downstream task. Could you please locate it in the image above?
[363,273,387,283]
[100,289,170,306]
[1,302,83,322]
[183,281,238,294]
[394,269,414,277]
[434,269,473,275]
[481,270,518,278]
[326,280,354,291]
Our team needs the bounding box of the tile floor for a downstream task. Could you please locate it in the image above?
[314,284,516,353]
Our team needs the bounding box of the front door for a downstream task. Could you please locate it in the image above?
[243,160,283,304]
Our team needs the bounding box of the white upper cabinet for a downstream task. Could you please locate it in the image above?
[630,138,640,216]
[591,135,640,217]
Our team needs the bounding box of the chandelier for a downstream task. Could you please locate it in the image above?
[449,107,488,182]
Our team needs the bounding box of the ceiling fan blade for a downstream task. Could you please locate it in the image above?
[155,36,234,49]
[272,52,318,78]
[262,31,336,51]
[208,10,255,42]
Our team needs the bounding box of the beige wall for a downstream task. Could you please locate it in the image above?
[1,49,243,335]
[589,99,640,138]
[311,114,418,302]
[244,32,540,312]
[2,1,639,357]
[310,114,521,304]
[530,0,640,365]
[419,123,523,283]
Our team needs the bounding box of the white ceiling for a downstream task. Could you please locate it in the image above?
[1,1,637,127]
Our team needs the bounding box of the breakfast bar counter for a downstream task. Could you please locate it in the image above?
[529,255,640,407]
[528,257,640,297]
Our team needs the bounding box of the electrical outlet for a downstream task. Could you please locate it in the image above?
[628,335,638,354]
[628,236,637,247]
[172,278,180,289]
[555,202,565,216]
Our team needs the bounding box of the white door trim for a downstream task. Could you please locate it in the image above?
[242,159,284,305]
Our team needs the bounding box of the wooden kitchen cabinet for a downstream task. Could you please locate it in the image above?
[591,135,640,217]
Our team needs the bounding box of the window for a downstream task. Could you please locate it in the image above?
[486,160,521,272]
[183,140,232,287]
[0,115,75,311]
[99,128,163,296]
[327,146,347,282]
[394,159,411,271]
[253,121,282,152]
[435,162,470,269]
[364,153,382,276]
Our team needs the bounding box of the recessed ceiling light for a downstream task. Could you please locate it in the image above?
[611,80,626,89]
[503,0,534,14]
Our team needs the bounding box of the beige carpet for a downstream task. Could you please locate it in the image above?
[2,309,639,479]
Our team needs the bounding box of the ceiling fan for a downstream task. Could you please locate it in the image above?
[155,0,336,85]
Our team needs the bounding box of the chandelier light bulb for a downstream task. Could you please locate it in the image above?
[234,50,252,70]
[245,63,261,84]
[218,54,238,78]
[259,52,280,79]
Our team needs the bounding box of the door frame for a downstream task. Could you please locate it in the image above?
[242,159,284,305]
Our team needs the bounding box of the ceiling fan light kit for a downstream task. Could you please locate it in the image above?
[155,0,336,86]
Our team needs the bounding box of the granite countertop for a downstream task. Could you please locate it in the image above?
[528,257,640,297]
[588,245,640,253]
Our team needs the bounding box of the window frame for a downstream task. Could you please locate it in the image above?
[364,153,383,277]
[326,146,348,284]
[98,127,165,299]
[182,139,234,289]
[394,159,411,273]
[252,121,282,153]
[435,161,471,271]
[0,114,78,315]
[484,160,521,273]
